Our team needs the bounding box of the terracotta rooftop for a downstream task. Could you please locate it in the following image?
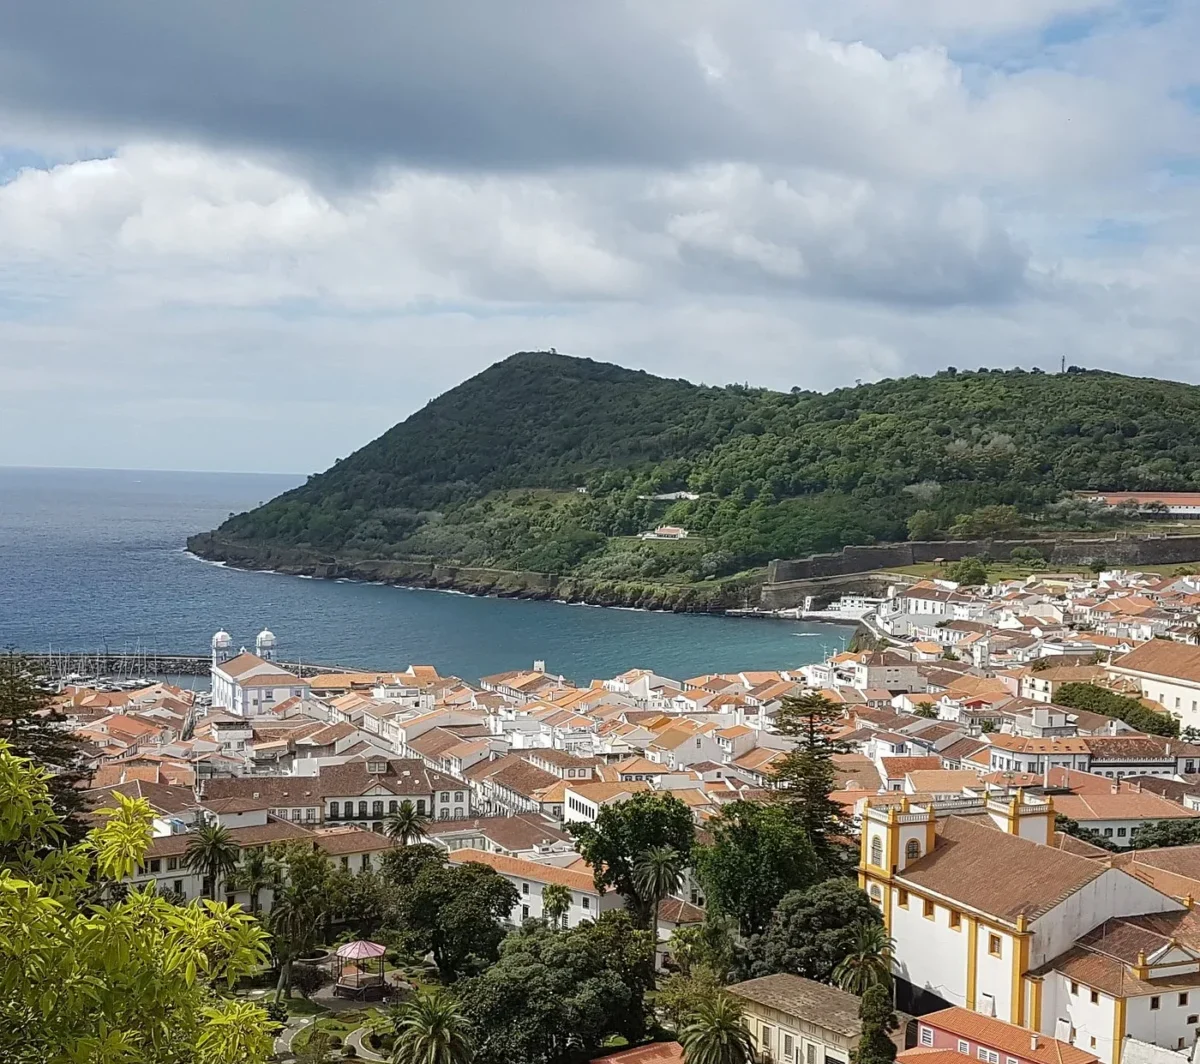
[919,1008,1097,1064]
[447,847,600,893]
[898,815,1107,924]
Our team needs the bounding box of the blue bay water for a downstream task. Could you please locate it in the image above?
[0,467,853,683]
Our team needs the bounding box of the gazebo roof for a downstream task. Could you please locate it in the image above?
[336,940,387,960]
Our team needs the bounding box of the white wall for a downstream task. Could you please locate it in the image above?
[1030,871,1182,970]
[1041,971,1119,1064]
[1128,990,1200,1056]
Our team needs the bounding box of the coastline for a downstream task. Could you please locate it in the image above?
[184,533,764,614]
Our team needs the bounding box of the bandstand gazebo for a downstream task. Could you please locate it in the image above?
[334,940,387,1000]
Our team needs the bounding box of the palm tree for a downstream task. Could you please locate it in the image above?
[269,883,324,1001]
[385,799,432,846]
[541,882,571,929]
[833,922,895,996]
[680,993,755,1064]
[229,847,280,914]
[391,987,473,1064]
[633,844,684,930]
[183,823,240,901]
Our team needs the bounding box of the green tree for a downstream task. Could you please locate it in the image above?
[912,704,938,719]
[945,556,989,586]
[0,741,273,1064]
[749,879,882,982]
[459,912,654,1064]
[1054,682,1178,737]
[679,993,756,1064]
[385,799,433,846]
[668,915,742,981]
[269,882,325,1000]
[1131,819,1200,850]
[380,841,448,889]
[229,846,280,914]
[541,882,572,928]
[852,985,898,1064]
[327,865,398,940]
[693,801,819,937]
[634,844,685,928]
[391,987,474,1064]
[832,922,894,995]
[571,791,695,928]
[906,510,940,541]
[771,693,852,871]
[185,822,241,901]
[658,966,726,1031]
[399,860,520,981]
[0,651,92,840]
[948,505,1020,537]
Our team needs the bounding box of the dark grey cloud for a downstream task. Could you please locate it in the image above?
[0,2,748,170]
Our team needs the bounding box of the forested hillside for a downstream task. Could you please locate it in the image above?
[194,353,1200,584]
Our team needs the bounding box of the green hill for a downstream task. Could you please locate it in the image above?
[190,353,1200,599]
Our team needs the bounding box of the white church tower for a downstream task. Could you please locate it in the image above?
[256,628,278,662]
[211,630,233,667]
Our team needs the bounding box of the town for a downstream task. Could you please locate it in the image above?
[15,565,1200,1063]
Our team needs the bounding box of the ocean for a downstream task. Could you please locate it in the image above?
[0,467,852,684]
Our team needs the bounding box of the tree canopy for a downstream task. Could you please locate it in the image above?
[693,800,819,936]
[570,791,695,927]
[459,911,655,1064]
[0,740,274,1064]
[1053,682,1179,737]
[748,878,883,983]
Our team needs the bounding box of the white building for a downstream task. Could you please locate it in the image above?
[210,631,309,717]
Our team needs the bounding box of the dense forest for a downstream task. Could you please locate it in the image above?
[195,352,1200,584]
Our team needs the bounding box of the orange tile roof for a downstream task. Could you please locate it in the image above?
[591,1043,684,1064]
[448,848,600,893]
[918,1008,1097,1064]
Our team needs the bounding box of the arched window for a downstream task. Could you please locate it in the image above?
[329,801,339,818]
[870,836,884,867]
[906,839,921,862]
[388,800,398,813]
[372,800,384,817]
[869,884,883,905]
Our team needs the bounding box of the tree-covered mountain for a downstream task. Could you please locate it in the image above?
[192,352,1200,588]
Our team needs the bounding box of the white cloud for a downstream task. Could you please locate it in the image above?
[0,2,1197,472]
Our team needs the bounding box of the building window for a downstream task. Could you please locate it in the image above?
[1181,993,1190,1007]
[1090,990,1099,1005]
[1091,1039,1097,1050]
[807,1046,815,1064]
[389,800,398,813]
[582,897,590,910]
[329,801,339,817]
[441,792,450,802]
[784,1034,795,1060]
[167,857,178,871]
[357,801,368,817]
[906,840,921,861]
[417,799,426,814]
[920,1029,933,1048]
[372,800,384,817]
[898,890,909,908]
[1151,997,1161,1011]
[949,910,961,930]
[173,879,183,895]
[988,934,1002,957]
[1103,828,1113,837]
[521,883,529,895]
[1117,827,1127,837]
[149,858,161,874]
[978,1050,998,1064]
[522,905,529,920]
[455,791,464,802]
[924,899,936,920]
[958,1042,970,1055]
[1187,1015,1197,1025]
[870,837,884,867]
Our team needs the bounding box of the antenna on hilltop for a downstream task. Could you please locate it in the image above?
[1061,354,1066,374]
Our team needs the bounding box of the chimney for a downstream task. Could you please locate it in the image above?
[1031,1036,1039,1052]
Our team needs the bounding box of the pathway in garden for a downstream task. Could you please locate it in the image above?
[274,1014,315,1059]
[346,1026,388,1062]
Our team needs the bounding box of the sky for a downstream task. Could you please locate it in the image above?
[0,1,1198,474]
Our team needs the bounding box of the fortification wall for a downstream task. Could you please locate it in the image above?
[765,534,1200,585]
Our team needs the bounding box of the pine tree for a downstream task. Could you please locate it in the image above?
[771,692,852,869]
[852,985,898,1064]
[0,651,92,840]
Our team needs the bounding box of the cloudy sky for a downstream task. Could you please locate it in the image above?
[1,1,1197,473]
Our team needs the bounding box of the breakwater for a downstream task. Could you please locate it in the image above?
[23,652,355,680]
